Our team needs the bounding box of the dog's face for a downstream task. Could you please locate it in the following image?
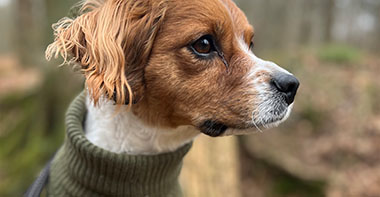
[47,0,299,137]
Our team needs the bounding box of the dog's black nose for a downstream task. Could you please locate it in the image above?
[271,73,300,105]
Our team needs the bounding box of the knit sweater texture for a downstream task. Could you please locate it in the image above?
[47,92,192,197]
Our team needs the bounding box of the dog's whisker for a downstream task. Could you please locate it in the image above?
[251,108,264,133]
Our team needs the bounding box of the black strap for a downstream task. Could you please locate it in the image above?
[24,159,53,197]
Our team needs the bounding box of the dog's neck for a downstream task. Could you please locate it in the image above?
[84,95,199,155]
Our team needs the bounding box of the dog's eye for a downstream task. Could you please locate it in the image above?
[249,41,255,49]
[191,35,215,55]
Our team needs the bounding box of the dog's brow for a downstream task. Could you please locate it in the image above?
[244,27,255,43]
[214,20,230,38]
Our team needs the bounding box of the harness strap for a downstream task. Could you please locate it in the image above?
[24,159,53,197]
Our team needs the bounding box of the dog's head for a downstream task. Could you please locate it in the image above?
[46,0,299,137]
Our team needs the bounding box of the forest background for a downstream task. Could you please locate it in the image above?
[0,0,379,196]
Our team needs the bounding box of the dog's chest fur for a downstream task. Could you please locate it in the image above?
[85,95,199,154]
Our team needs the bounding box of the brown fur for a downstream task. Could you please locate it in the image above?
[46,0,168,107]
[46,0,266,130]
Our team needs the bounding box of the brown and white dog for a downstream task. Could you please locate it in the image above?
[46,0,299,154]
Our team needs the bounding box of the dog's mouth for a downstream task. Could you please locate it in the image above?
[199,103,293,137]
[199,120,229,137]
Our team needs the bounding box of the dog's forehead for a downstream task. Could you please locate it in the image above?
[220,0,254,42]
[167,0,253,37]
[220,0,252,29]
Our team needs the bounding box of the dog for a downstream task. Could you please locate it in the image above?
[43,0,299,195]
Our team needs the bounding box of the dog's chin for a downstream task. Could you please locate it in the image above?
[198,99,293,137]
[222,103,293,136]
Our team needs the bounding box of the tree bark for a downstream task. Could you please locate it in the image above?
[180,135,241,197]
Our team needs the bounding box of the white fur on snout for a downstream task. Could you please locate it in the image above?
[238,39,291,77]
[222,103,293,136]
[234,38,294,133]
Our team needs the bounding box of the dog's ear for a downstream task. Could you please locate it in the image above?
[46,0,168,106]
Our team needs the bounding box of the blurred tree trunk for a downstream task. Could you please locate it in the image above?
[284,0,304,50]
[39,0,80,134]
[14,0,47,67]
[299,1,312,45]
[15,0,34,66]
[375,3,380,50]
[181,136,241,197]
[323,0,335,43]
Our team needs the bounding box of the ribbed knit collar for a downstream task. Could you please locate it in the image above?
[52,91,192,196]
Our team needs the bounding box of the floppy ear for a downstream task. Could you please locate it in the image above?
[46,0,167,106]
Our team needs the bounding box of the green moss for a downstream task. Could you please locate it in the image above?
[272,175,326,197]
[317,44,361,64]
[0,78,77,196]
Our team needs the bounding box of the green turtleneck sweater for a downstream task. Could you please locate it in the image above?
[47,92,192,197]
